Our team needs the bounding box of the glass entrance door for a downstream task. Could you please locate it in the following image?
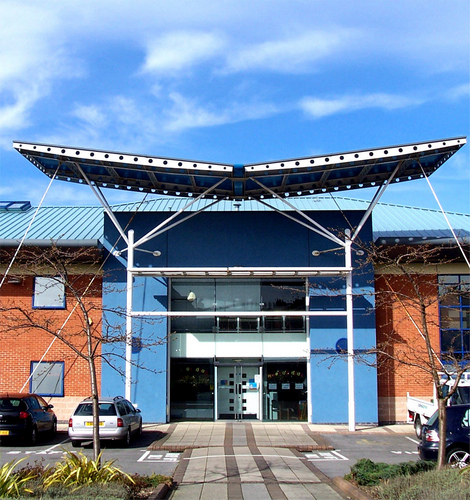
[217,365,260,420]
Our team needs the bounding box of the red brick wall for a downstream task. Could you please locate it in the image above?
[375,273,440,423]
[0,274,102,421]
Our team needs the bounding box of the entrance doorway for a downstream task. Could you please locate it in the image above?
[216,363,261,420]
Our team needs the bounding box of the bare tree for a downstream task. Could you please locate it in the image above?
[0,244,165,462]
[367,242,470,469]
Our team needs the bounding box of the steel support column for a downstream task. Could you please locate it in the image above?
[125,230,134,401]
[345,229,355,431]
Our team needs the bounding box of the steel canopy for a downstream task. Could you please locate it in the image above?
[13,137,466,200]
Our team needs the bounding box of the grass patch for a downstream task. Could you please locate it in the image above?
[374,467,470,500]
[346,458,470,500]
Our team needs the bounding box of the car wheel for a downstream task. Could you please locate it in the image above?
[414,416,422,438]
[122,428,131,447]
[447,449,470,468]
[29,426,38,446]
[71,440,81,448]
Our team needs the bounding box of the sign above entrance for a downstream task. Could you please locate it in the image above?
[13,137,466,200]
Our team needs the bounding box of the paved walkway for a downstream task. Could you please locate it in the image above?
[148,422,408,499]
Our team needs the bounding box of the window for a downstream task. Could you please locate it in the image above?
[170,279,306,334]
[30,361,64,397]
[439,275,470,360]
[33,277,65,309]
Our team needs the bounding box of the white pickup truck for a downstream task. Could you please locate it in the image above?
[407,371,470,437]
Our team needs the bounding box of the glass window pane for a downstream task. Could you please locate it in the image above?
[463,331,470,352]
[33,277,65,309]
[441,330,462,353]
[263,361,307,421]
[261,280,305,311]
[440,295,460,306]
[171,279,215,312]
[30,361,64,396]
[216,280,260,312]
[463,311,470,329]
[170,359,214,420]
[440,308,461,329]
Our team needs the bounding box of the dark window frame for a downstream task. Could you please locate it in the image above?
[439,274,470,360]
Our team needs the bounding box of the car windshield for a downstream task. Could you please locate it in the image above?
[454,387,470,404]
[74,403,117,416]
[427,409,439,427]
[0,398,26,410]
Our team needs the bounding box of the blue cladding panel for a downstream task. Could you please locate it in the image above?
[101,266,168,422]
[102,208,377,423]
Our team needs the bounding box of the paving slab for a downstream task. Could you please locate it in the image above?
[154,421,404,498]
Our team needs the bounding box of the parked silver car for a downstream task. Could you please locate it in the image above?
[68,396,142,447]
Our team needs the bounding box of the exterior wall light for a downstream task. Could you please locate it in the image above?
[7,277,22,284]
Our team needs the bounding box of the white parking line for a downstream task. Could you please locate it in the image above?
[405,436,420,445]
[305,451,349,462]
[138,450,180,463]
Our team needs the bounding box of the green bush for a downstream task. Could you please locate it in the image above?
[0,458,38,497]
[0,453,172,499]
[43,451,134,491]
[346,458,436,486]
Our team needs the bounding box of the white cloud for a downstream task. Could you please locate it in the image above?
[444,83,470,101]
[224,29,358,74]
[0,2,82,142]
[142,31,226,74]
[163,92,280,132]
[300,93,425,118]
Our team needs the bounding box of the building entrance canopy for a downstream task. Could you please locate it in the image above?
[13,137,465,200]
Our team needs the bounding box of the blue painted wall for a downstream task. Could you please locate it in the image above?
[102,208,377,423]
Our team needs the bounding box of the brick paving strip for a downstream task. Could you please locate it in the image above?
[245,423,288,500]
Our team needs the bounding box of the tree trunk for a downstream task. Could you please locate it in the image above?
[88,357,101,463]
[436,397,447,469]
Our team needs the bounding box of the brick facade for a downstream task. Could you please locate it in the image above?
[375,273,439,423]
[0,275,102,422]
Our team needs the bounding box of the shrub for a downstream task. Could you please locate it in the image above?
[124,473,172,498]
[346,458,435,486]
[43,451,134,491]
[0,458,38,497]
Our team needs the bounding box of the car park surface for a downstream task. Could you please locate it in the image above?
[0,393,56,445]
[68,396,142,447]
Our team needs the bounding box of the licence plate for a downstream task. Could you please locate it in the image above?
[85,422,104,427]
[0,430,9,436]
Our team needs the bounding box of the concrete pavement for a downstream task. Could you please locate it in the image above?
[147,422,410,499]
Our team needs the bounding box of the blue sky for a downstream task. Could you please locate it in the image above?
[0,0,468,213]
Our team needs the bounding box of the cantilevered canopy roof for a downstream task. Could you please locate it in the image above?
[13,137,466,200]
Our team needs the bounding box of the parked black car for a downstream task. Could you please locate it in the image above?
[0,393,57,445]
[418,404,470,468]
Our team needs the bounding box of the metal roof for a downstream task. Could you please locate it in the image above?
[1,196,467,245]
[0,205,103,244]
[13,137,466,200]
